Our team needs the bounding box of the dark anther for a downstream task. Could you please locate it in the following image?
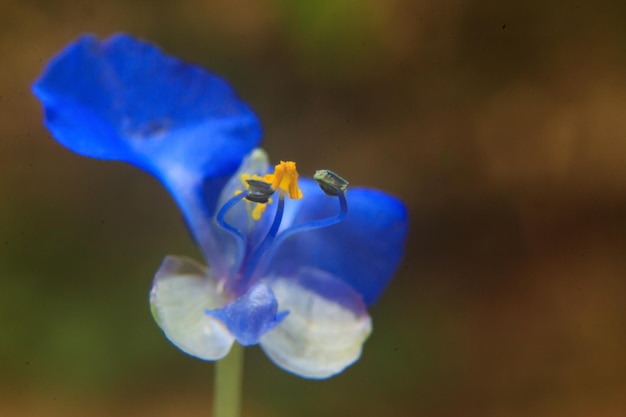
[245,179,275,203]
[314,169,349,197]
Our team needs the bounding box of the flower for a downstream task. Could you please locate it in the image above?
[33,34,408,379]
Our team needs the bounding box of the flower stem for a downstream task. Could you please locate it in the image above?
[213,343,244,417]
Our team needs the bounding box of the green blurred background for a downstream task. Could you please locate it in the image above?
[2,0,626,416]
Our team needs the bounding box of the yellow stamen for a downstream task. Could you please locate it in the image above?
[250,197,272,220]
[251,204,266,221]
[265,161,304,200]
[238,161,304,221]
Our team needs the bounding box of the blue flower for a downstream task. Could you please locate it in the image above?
[33,34,408,379]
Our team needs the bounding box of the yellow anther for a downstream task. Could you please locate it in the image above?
[237,161,303,222]
[251,203,266,221]
[265,161,303,200]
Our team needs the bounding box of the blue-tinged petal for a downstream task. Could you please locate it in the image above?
[260,267,372,379]
[33,34,263,277]
[206,283,288,346]
[150,256,235,360]
[32,33,261,188]
[216,148,276,248]
[270,179,408,305]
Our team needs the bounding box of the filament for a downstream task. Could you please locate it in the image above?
[215,192,248,275]
[253,190,347,277]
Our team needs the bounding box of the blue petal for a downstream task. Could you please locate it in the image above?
[32,34,263,276]
[32,33,261,205]
[270,179,408,305]
[206,283,288,346]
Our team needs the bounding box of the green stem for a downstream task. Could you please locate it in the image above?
[213,343,244,417]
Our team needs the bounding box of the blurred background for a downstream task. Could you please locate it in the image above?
[2,0,626,416]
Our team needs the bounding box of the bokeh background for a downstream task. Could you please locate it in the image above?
[2,0,626,416]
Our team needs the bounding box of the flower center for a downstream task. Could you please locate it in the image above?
[216,163,348,298]
[240,160,303,221]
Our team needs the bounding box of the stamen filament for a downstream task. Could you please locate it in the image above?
[239,193,286,287]
[216,192,248,275]
[252,190,348,278]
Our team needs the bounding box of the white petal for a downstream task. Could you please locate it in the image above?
[150,255,234,360]
[260,270,372,378]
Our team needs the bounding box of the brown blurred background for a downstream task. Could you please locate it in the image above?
[2,0,626,416]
